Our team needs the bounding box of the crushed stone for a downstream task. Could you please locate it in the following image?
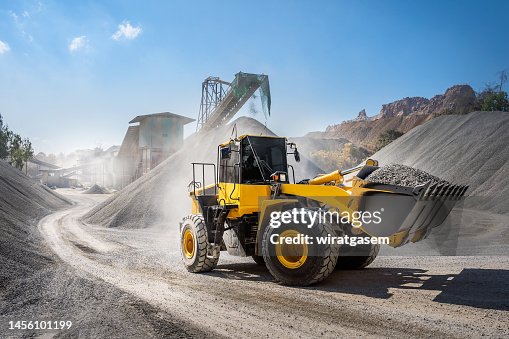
[365,164,450,187]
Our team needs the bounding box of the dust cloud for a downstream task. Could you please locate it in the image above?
[83,117,320,235]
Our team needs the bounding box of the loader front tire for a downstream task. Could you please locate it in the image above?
[261,215,339,286]
[180,214,219,273]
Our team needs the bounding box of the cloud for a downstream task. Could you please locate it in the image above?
[69,36,88,52]
[112,21,142,41]
[0,40,11,54]
[9,10,34,42]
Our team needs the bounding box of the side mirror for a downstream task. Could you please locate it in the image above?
[294,149,301,162]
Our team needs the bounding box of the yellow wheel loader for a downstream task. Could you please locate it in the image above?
[180,135,467,285]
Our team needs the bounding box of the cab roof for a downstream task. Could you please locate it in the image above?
[219,134,285,147]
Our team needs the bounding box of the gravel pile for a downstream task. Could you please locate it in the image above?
[0,159,71,286]
[365,164,449,187]
[83,184,109,194]
[84,117,322,229]
[371,111,509,214]
[0,162,205,337]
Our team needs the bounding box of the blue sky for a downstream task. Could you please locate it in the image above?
[0,0,508,154]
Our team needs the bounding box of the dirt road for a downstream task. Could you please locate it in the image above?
[38,190,509,338]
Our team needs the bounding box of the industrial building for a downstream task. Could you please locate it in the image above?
[39,168,78,188]
[117,112,194,187]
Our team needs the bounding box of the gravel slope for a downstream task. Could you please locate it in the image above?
[371,111,509,213]
[0,159,71,287]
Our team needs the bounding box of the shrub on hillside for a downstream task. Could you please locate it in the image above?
[309,143,370,172]
[479,91,509,112]
[375,130,403,151]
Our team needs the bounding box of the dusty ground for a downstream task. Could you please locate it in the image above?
[5,189,504,338]
[0,187,206,339]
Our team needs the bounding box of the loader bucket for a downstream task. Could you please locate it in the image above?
[357,181,468,247]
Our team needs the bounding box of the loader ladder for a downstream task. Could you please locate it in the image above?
[189,162,235,258]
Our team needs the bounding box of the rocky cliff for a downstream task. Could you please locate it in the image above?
[420,85,477,116]
[375,97,430,119]
[323,84,477,150]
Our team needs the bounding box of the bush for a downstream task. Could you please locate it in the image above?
[375,130,403,151]
[433,108,455,118]
[476,70,509,112]
[0,115,9,159]
[480,91,509,112]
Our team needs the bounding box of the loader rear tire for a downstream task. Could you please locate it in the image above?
[180,214,219,273]
[261,214,339,286]
[335,242,380,270]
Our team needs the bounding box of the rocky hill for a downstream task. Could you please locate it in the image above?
[373,85,476,119]
[289,136,370,172]
[290,84,479,172]
[321,84,477,151]
[324,114,429,152]
[374,96,429,119]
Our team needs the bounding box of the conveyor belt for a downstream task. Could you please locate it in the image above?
[197,72,270,131]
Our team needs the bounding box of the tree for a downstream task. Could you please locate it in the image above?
[375,129,404,151]
[0,114,34,171]
[480,91,509,112]
[497,70,508,92]
[476,70,509,112]
[0,114,9,159]
[8,133,24,170]
[22,138,34,174]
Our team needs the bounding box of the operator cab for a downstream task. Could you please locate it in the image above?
[219,135,299,184]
